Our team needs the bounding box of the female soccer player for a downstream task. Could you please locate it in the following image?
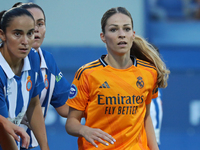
[14,3,71,150]
[65,7,170,150]
[0,7,49,150]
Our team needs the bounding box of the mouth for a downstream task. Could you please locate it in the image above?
[19,48,29,52]
[117,41,127,45]
[19,48,28,50]
[34,36,40,40]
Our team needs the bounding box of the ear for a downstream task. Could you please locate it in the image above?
[132,31,136,41]
[133,31,135,39]
[0,29,6,42]
[100,32,106,43]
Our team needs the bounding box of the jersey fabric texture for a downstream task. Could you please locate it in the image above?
[0,49,45,150]
[150,89,162,145]
[20,47,70,148]
[67,55,158,150]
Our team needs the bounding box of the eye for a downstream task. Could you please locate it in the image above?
[27,30,34,37]
[37,21,45,27]
[125,27,131,32]
[38,23,43,26]
[110,28,117,32]
[14,32,21,37]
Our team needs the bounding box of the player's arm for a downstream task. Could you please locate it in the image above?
[65,107,116,148]
[145,103,159,150]
[0,123,18,150]
[55,104,69,118]
[26,95,49,150]
[0,115,30,149]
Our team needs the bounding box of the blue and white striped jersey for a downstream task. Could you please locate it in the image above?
[20,48,70,148]
[150,89,163,145]
[0,49,45,150]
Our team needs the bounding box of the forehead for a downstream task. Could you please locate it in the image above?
[27,8,45,20]
[6,15,34,31]
[106,13,132,26]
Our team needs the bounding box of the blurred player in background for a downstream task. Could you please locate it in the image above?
[150,89,163,147]
[12,2,71,150]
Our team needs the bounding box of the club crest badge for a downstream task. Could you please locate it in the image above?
[44,74,49,89]
[26,76,32,91]
[69,84,78,99]
[136,76,144,89]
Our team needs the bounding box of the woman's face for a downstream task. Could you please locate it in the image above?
[27,7,46,51]
[100,13,135,56]
[0,15,35,59]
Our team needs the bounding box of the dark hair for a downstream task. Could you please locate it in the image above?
[12,2,23,8]
[19,2,46,23]
[0,7,34,32]
[101,7,133,33]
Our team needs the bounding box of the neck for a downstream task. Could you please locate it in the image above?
[104,54,132,69]
[34,47,39,52]
[0,47,23,76]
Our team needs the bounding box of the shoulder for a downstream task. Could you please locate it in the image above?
[41,49,54,60]
[75,59,103,80]
[28,48,39,58]
[136,58,158,82]
[136,58,157,73]
[40,49,59,74]
[28,48,40,66]
[41,49,56,67]
[0,67,6,84]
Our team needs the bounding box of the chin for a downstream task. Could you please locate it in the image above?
[32,43,40,50]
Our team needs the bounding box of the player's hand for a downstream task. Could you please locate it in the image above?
[14,126,30,149]
[3,121,30,149]
[80,126,116,148]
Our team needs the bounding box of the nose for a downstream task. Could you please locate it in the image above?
[118,29,125,39]
[35,25,39,33]
[21,36,28,45]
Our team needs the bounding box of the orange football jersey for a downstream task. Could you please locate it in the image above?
[67,55,158,150]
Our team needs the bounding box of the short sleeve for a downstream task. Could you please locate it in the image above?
[66,70,89,111]
[50,74,70,108]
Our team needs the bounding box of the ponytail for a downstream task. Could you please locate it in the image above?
[131,35,170,88]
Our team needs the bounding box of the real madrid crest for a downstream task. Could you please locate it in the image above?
[26,76,32,91]
[44,74,49,89]
[136,76,144,89]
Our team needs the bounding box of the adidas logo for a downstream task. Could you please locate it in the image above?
[99,81,110,88]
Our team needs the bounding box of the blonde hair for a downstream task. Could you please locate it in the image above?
[130,35,170,88]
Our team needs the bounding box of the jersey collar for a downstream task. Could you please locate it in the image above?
[0,52,31,79]
[38,47,48,69]
[99,55,137,67]
[21,55,31,72]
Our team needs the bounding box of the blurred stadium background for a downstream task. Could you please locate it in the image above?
[1,0,200,149]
